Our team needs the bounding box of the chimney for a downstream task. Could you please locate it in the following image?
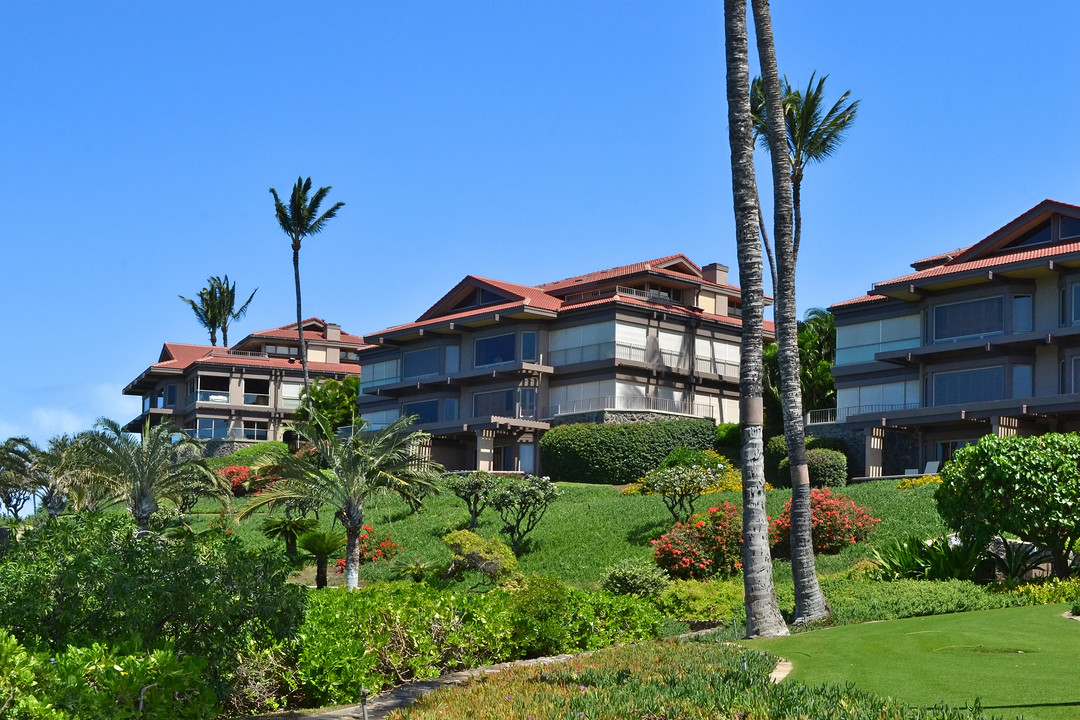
[326,323,341,341]
[702,263,729,286]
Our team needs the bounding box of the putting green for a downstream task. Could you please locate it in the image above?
[745,604,1080,720]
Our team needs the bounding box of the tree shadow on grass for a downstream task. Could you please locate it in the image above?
[626,518,672,546]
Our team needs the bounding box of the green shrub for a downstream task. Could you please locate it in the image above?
[993,576,1080,606]
[770,488,879,555]
[295,580,661,704]
[715,422,740,459]
[764,435,788,484]
[635,465,721,522]
[489,475,562,554]
[600,559,670,597]
[654,578,745,622]
[443,471,500,529]
[538,418,716,484]
[777,448,847,487]
[653,503,743,579]
[659,446,729,472]
[206,441,289,471]
[869,536,981,582]
[817,575,1019,626]
[443,529,517,583]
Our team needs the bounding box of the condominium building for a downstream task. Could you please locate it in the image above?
[123,318,365,445]
[820,199,1080,476]
[355,254,771,473]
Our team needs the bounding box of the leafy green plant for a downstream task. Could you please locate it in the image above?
[990,538,1048,583]
[634,465,721,522]
[869,536,981,582]
[538,418,716,484]
[298,529,346,589]
[443,529,517,584]
[778,447,847,487]
[261,515,319,560]
[714,422,740,459]
[443,471,499,529]
[938,432,1080,578]
[489,475,561,554]
[654,578,746,622]
[652,503,743,579]
[600,559,669,597]
[770,487,879,555]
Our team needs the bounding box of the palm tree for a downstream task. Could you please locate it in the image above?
[210,275,257,347]
[261,514,319,560]
[32,433,95,520]
[239,411,441,590]
[723,0,788,638]
[298,529,346,589]
[179,285,223,346]
[0,436,36,520]
[269,177,345,394]
[751,0,831,625]
[84,419,230,530]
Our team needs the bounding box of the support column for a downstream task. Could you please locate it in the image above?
[475,432,494,471]
[865,426,886,478]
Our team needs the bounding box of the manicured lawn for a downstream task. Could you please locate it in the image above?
[746,604,1080,720]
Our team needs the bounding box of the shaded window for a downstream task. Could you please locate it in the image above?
[521,332,538,362]
[449,287,509,312]
[445,346,460,374]
[244,379,270,406]
[402,400,439,424]
[1062,216,1080,240]
[243,421,268,441]
[933,367,1003,406]
[475,334,516,367]
[1004,220,1051,249]
[473,389,515,417]
[403,347,440,379]
[1013,295,1032,333]
[1013,365,1033,399]
[933,297,1003,342]
[520,387,537,420]
[445,397,458,421]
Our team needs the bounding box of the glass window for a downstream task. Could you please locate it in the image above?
[1072,285,1080,327]
[473,389,515,417]
[933,366,1003,406]
[1013,365,1033,399]
[361,408,400,429]
[403,347,441,379]
[521,332,538,362]
[519,443,536,474]
[265,345,300,357]
[196,418,229,439]
[1062,287,1068,327]
[1062,216,1080,240]
[445,397,458,421]
[520,387,537,420]
[1013,295,1033,333]
[281,382,303,409]
[402,400,439,424]
[474,334,516,367]
[361,358,400,388]
[933,297,1004,342]
[445,346,460,374]
[243,421,268,441]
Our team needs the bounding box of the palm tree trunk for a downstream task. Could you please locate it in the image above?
[315,557,328,589]
[792,175,803,264]
[756,202,777,290]
[293,241,311,394]
[725,0,787,639]
[751,0,830,625]
[345,527,361,590]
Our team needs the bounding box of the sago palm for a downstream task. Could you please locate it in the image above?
[298,529,346,589]
[269,177,345,393]
[84,419,230,530]
[239,411,441,590]
[261,514,319,560]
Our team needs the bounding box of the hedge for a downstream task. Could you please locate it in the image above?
[777,448,848,487]
[539,418,716,484]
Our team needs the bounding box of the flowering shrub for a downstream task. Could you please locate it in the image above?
[896,474,942,490]
[622,457,768,496]
[652,503,742,580]
[218,465,251,496]
[769,487,880,555]
[335,526,400,574]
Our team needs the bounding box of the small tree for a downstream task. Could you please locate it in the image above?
[938,432,1080,578]
[490,475,561,555]
[636,465,725,522]
[298,530,346,589]
[444,471,499,529]
[262,515,319,560]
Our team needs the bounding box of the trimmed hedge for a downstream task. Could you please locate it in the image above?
[778,448,848,487]
[768,436,852,486]
[714,422,740,460]
[539,418,715,484]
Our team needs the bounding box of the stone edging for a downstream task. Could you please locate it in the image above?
[296,628,791,720]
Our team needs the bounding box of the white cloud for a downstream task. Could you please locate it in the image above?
[0,382,140,445]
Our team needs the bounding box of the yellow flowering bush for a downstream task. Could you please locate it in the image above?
[896,474,942,490]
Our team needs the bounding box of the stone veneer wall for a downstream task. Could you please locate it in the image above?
[804,423,865,479]
[550,410,715,427]
[882,428,920,476]
[804,423,920,478]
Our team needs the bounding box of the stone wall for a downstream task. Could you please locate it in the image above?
[550,410,716,427]
[805,423,865,478]
[882,428,920,476]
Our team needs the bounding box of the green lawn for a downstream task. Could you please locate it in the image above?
[746,604,1080,720]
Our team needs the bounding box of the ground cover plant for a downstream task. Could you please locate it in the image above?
[389,635,999,720]
[747,604,1080,720]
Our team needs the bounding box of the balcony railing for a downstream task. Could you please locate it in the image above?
[807,403,922,424]
[549,395,713,418]
[548,341,647,367]
[694,356,740,377]
[207,349,269,359]
[188,391,231,405]
[243,393,270,406]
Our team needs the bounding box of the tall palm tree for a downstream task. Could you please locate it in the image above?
[751,0,831,624]
[724,0,787,638]
[239,411,442,590]
[269,177,345,393]
[210,275,257,347]
[179,285,223,346]
[84,419,230,530]
[0,436,36,520]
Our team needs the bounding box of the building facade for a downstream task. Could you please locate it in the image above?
[356,254,772,473]
[124,318,365,445]
[821,200,1080,476]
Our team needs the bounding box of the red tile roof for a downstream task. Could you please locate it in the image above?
[830,294,890,309]
[245,318,366,345]
[469,276,564,311]
[875,239,1080,288]
[537,254,699,292]
[150,342,361,375]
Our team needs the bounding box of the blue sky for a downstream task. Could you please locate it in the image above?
[3,1,1079,444]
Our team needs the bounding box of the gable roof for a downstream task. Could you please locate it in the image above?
[242,317,366,345]
[416,276,563,322]
[537,254,703,292]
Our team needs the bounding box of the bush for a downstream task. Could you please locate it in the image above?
[938,432,1080,578]
[489,475,561,554]
[600,559,670,597]
[653,578,745,622]
[652,502,742,579]
[777,448,847,487]
[538,418,716,484]
[443,529,517,583]
[715,422,740,459]
[206,441,289,471]
[443,471,500,529]
[869,536,981,582]
[897,474,943,490]
[633,465,721,522]
[818,575,1019,625]
[764,434,788,484]
[769,487,880,555]
[295,581,661,704]
[0,514,305,699]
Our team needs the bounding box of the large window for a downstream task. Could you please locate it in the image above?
[445,346,460,374]
[402,399,439,424]
[1013,365,1033,399]
[243,421,268,441]
[1013,295,1033,333]
[281,382,302,409]
[836,380,920,420]
[520,387,537,420]
[403,347,441,379]
[521,332,538,362]
[361,358,400,388]
[835,315,920,364]
[474,334,516,368]
[244,378,270,406]
[473,389,515,417]
[194,418,229,439]
[265,344,299,357]
[933,366,1003,406]
[360,408,400,429]
[933,297,1003,343]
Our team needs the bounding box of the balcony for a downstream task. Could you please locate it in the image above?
[188,391,231,405]
[548,341,646,367]
[807,403,922,425]
[694,356,739,377]
[243,393,270,406]
[548,395,713,419]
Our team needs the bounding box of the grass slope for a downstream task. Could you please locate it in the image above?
[746,604,1080,720]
